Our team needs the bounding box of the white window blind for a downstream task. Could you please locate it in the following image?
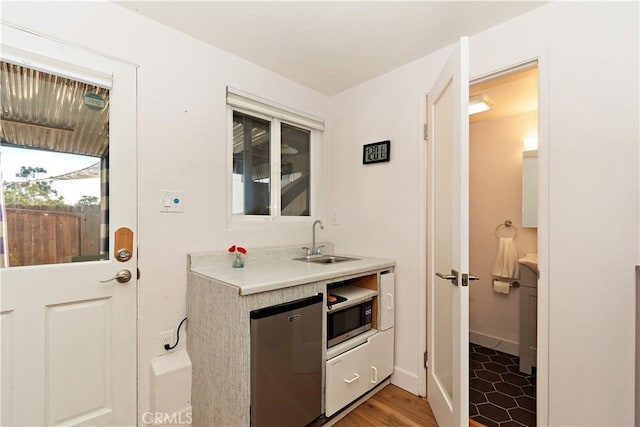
[226,86,324,131]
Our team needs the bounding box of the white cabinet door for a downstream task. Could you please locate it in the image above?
[325,343,370,416]
[368,328,394,386]
[379,272,395,331]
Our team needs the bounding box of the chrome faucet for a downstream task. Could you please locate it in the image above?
[311,219,324,255]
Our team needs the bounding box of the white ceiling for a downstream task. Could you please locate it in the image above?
[116,1,546,95]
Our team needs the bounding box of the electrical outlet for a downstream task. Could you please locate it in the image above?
[158,330,174,346]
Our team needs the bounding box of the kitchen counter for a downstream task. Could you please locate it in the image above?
[188,244,395,295]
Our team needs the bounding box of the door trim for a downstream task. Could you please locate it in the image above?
[418,54,550,425]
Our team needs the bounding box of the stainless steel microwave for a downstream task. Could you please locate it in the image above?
[327,298,372,348]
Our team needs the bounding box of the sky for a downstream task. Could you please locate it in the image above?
[1,146,101,205]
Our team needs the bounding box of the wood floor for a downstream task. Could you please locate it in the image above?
[334,385,438,427]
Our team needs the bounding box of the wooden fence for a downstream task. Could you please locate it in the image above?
[5,204,101,267]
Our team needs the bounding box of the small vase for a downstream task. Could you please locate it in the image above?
[232,252,244,268]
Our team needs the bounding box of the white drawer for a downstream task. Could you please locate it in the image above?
[325,342,369,416]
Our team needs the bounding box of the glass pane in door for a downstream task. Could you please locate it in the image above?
[0,61,109,267]
[433,80,455,400]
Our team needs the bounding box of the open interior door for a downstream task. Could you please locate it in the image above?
[427,37,470,426]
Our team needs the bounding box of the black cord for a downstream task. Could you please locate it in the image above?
[164,317,187,351]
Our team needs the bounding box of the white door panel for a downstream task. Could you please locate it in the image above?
[427,37,470,426]
[0,24,137,426]
[368,328,394,385]
[1,310,14,426]
[46,298,112,426]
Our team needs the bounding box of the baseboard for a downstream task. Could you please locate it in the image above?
[469,331,519,356]
[390,366,420,395]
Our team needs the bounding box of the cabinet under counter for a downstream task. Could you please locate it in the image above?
[186,247,395,426]
[187,271,326,427]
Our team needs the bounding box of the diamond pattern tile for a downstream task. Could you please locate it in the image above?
[469,343,536,427]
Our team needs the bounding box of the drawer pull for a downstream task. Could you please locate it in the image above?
[344,373,360,384]
[371,366,378,384]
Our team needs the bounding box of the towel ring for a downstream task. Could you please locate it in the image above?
[495,220,517,238]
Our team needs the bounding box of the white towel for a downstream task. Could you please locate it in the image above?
[493,237,520,279]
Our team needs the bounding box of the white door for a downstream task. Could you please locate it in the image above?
[0,25,137,426]
[427,37,470,427]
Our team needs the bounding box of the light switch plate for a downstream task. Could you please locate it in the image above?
[160,191,184,212]
[331,209,339,225]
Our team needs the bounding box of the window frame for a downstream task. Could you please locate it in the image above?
[226,96,323,227]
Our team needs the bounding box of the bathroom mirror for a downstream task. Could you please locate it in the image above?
[522,150,538,227]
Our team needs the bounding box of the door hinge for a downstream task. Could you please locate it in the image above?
[424,351,428,369]
[423,124,428,141]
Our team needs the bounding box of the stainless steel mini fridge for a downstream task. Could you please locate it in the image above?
[250,294,323,427]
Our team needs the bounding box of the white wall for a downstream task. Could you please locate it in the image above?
[1,2,329,422]
[3,1,639,425]
[327,47,450,393]
[328,2,638,425]
[469,111,538,353]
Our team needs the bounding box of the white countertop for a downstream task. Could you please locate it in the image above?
[188,245,395,296]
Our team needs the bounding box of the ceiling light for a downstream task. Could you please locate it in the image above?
[469,94,495,115]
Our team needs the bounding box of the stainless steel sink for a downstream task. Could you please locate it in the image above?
[293,255,359,264]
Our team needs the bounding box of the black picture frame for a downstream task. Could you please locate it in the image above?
[362,140,391,165]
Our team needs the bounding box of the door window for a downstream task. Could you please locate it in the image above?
[0,61,109,267]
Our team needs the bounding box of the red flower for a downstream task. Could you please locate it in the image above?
[228,245,247,254]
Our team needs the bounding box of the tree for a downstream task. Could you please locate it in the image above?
[3,166,66,206]
[75,195,99,207]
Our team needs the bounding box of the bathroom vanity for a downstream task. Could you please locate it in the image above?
[186,245,395,426]
[518,254,538,374]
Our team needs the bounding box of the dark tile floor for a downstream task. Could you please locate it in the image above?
[469,343,536,427]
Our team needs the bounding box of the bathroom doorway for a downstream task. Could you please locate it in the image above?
[467,63,539,427]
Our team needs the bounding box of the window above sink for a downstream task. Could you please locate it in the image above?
[226,87,325,226]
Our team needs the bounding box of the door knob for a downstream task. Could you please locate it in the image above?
[100,269,132,284]
[436,269,459,286]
